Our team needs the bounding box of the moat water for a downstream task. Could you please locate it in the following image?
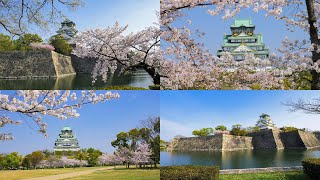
[0,69,153,90]
[161,148,320,169]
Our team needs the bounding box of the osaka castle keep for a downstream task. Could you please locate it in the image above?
[54,127,80,152]
[256,113,276,130]
[56,18,78,44]
[217,18,270,61]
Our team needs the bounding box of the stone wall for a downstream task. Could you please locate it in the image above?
[167,134,253,151]
[314,132,320,142]
[167,130,320,152]
[280,131,305,148]
[71,55,97,74]
[298,131,320,148]
[249,129,284,149]
[0,51,75,79]
[222,134,253,150]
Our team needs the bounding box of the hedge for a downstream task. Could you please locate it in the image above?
[160,165,219,180]
[302,158,320,179]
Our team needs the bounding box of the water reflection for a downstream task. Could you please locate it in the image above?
[161,148,320,169]
[0,69,153,90]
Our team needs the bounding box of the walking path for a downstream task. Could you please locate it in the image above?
[22,167,113,180]
[219,166,303,174]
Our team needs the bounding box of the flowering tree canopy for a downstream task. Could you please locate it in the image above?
[160,0,320,90]
[0,0,83,36]
[131,142,152,166]
[0,90,120,141]
[73,22,161,85]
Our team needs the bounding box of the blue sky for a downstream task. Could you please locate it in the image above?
[161,91,320,142]
[162,6,309,56]
[27,0,159,40]
[1,91,159,155]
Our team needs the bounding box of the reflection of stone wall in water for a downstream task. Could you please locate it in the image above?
[167,134,253,151]
[0,51,76,79]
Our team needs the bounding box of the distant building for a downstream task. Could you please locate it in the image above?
[56,18,78,45]
[217,18,270,61]
[256,114,276,130]
[54,126,80,152]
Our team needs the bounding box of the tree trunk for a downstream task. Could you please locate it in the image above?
[305,0,320,89]
[143,64,160,85]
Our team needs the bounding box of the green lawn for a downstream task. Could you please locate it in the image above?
[64,167,159,180]
[0,167,99,180]
[220,171,310,180]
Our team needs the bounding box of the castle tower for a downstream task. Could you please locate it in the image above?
[56,18,78,44]
[54,126,80,152]
[256,113,275,130]
[217,18,270,61]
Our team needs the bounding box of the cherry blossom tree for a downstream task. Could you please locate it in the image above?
[160,0,320,90]
[98,153,122,167]
[114,147,132,168]
[73,22,161,85]
[0,0,83,36]
[0,90,120,141]
[131,142,152,167]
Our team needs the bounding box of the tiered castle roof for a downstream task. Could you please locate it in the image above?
[217,18,270,61]
[256,113,276,130]
[56,18,78,44]
[54,126,80,152]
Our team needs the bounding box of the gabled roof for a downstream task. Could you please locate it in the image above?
[233,43,252,52]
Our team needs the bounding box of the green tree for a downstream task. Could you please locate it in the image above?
[128,128,140,150]
[215,125,227,131]
[230,124,248,136]
[111,132,129,149]
[86,148,102,167]
[29,151,44,169]
[75,150,88,166]
[0,34,15,51]
[192,128,214,137]
[22,154,32,169]
[14,33,43,51]
[281,126,299,132]
[49,35,73,56]
[0,152,22,170]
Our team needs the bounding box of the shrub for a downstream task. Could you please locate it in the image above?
[0,34,15,51]
[281,126,298,132]
[49,35,73,56]
[160,165,219,180]
[302,158,320,179]
[100,86,147,90]
[14,33,43,51]
[149,84,160,90]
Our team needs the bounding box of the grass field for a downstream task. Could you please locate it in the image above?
[220,171,310,180]
[0,166,160,180]
[0,167,99,180]
[64,167,160,180]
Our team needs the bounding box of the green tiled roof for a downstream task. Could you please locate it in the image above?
[231,18,255,28]
[62,126,72,131]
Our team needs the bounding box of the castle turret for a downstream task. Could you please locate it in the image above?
[256,113,275,130]
[54,126,80,152]
[56,18,78,44]
[217,18,270,61]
